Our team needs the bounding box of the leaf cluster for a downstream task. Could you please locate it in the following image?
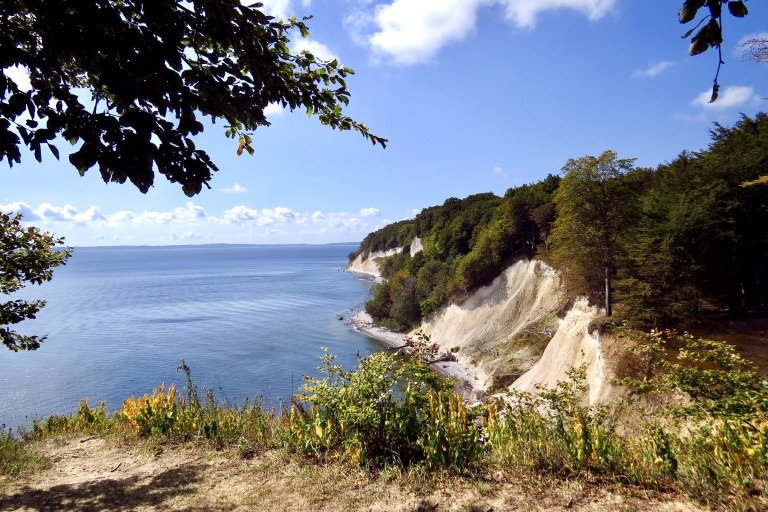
[1,0,385,196]
[678,0,750,103]
[0,212,71,351]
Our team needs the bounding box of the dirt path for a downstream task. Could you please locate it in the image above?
[0,436,706,512]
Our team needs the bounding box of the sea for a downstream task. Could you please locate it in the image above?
[0,244,383,431]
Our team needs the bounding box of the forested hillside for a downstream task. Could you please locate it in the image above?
[351,113,768,331]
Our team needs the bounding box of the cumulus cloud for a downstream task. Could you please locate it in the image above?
[359,207,380,217]
[492,166,504,175]
[222,206,302,226]
[500,0,616,28]
[263,102,285,117]
[692,85,760,110]
[4,65,32,92]
[130,202,206,225]
[1,201,206,226]
[291,39,340,63]
[243,0,312,19]
[221,183,248,194]
[3,200,378,242]
[171,230,202,241]
[310,211,366,230]
[632,60,674,78]
[367,0,486,65]
[357,0,617,65]
[1,201,105,223]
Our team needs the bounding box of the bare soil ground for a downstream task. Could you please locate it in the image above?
[0,436,705,512]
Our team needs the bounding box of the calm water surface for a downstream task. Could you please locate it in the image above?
[0,244,381,430]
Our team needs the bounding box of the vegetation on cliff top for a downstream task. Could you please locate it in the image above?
[355,113,768,331]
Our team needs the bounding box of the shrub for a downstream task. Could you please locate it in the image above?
[285,350,480,470]
[622,330,768,506]
[33,398,109,436]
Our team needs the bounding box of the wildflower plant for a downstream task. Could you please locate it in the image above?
[286,349,477,469]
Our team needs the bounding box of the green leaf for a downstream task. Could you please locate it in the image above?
[47,143,60,160]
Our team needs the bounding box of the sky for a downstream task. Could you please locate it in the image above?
[1,0,766,247]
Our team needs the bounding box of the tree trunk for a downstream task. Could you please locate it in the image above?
[605,264,612,316]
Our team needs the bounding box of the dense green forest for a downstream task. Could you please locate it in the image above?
[352,113,768,331]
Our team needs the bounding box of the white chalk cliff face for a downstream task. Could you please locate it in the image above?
[349,246,611,405]
[346,247,402,277]
[346,238,423,278]
[417,260,561,390]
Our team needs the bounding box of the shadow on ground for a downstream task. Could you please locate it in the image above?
[0,462,216,511]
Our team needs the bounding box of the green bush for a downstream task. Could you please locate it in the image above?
[285,351,480,469]
[622,330,768,505]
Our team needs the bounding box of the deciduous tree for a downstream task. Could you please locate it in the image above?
[550,151,638,316]
[1,213,72,351]
[1,0,386,196]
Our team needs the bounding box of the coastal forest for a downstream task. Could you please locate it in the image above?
[353,113,768,331]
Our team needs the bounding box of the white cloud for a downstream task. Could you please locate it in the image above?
[263,102,285,117]
[359,0,617,65]
[632,60,674,78]
[0,201,38,219]
[171,230,202,241]
[291,39,339,63]
[242,0,312,19]
[492,166,504,175]
[311,211,365,230]
[692,85,760,110]
[250,0,291,19]
[359,207,380,217]
[500,0,616,28]
[1,202,105,223]
[222,206,302,226]
[3,201,377,243]
[4,65,32,92]
[131,202,206,225]
[368,0,486,65]
[1,201,206,226]
[221,183,248,194]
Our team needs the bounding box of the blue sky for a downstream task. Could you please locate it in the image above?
[2,0,766,247]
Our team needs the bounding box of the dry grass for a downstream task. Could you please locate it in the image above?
[0,435,707,512]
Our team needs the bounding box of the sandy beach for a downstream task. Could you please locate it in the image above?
[348,310,486,403]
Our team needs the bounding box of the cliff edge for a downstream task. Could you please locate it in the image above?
[349,250,620,404]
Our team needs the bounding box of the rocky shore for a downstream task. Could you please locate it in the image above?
[348,310,486,403]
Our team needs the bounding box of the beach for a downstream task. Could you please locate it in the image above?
[348,310,486,403]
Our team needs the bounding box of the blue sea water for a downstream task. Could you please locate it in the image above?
[0,244,382,431]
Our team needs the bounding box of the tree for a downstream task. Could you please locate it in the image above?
[550,151,638,317]
[678,0,751,103]
[1,0,386,196]
[1,213,72,351]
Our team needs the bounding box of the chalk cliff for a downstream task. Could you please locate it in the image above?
[348,248,614,404]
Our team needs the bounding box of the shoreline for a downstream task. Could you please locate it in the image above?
[348,310,486,403]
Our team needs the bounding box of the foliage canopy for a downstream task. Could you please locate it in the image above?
[358,113,767,329]
[0,0,386,196]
